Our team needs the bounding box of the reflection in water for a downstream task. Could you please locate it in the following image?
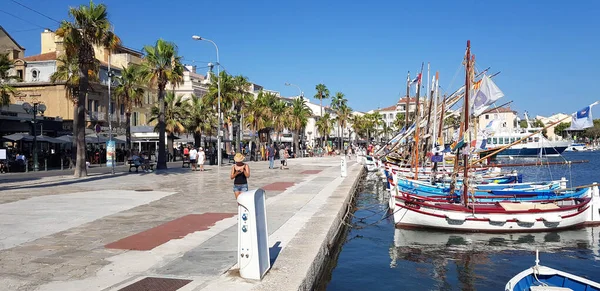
[325,157,600,290]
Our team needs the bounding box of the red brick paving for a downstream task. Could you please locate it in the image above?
[118,277,192,291]
[300,170,322,174]
[261,182,295,191]
[105,213,234,251]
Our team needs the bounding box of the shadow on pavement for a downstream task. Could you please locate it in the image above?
[269,241,282,266]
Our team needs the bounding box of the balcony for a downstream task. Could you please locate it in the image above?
[86,111,106,121]
[108,114,126,122]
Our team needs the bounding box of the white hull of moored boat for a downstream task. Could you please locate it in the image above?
[392,185,600,232]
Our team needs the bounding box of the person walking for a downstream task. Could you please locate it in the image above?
[279,145,287,170]
[267,144,275,169]
[197,147,206,171]
[230,153,250,199]
[189,147,198,171]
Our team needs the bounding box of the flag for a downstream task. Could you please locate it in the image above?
[568,102,599,130]
[411,73,422,85]
[471,75,504,116]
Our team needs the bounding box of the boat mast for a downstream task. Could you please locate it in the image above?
[432,71,439,152]
[413,63,424,180]
[462,40,472,207]
[405,71,410,127]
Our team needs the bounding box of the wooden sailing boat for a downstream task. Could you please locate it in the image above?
[392,41,600,233]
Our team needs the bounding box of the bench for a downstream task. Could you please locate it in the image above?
[128,159,156,172]
[182,158,191,168]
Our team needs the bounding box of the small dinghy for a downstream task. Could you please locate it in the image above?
[505,250,600,291]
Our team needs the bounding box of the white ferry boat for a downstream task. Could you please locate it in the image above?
[484,131,570,157]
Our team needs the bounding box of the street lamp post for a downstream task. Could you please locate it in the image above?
[284,82,303,99]
[192,35,222,167]
[22,102,46,171]
[107,52,115,174]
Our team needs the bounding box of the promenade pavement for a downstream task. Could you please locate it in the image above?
[0,156,361,291]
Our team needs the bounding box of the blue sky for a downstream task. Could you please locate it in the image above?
[2,0,599,117]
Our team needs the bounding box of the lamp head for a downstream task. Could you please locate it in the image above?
[38,104,47,114]
[284,82,290,86]
[22,102,32,113]
[192,35,202,40]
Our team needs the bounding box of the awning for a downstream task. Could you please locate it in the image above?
[3,133,68,144]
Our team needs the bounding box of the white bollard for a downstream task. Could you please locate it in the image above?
[560,177,567,190]
[341,156,347,177]
[237,189,270,280]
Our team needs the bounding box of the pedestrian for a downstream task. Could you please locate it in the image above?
[197,147,206,171]
[268,143,275,169]
[279,145,287,170]
[183,145,190,160]
[230,153,250,199]
[189,146,198,171]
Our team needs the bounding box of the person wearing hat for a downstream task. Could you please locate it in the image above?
[197,147,206,172]
[230,153,250,199]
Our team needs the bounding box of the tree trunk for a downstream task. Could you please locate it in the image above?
[70,104,77,169]
[194,132,201,147]
[125,112,132,153]
[157,85,167,169]
[294,130,300,159]
[74,65,88,178]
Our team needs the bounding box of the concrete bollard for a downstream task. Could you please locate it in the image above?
[341,156,347,177]
[61,158,64,170]
[44,159,47,171]
[237,189,270,280]
[25,162,28,173]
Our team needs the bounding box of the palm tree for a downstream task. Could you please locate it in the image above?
[142,39,184,169]
[114,64,145,152]
[288,97,313,155]
[205,71,236,151]
[0,53,19,107]
[232,75,251,152]
[244,91,271,160]
[331,92,350,150]
[393,113,406,130]
[316,112,333,147]
[149,91,186,136]
[271,99,289,143]
[183,96,217,147]
[56,0,120,177]
[349,114,366,143]
[50,54,99,103]
[314,83,329,117]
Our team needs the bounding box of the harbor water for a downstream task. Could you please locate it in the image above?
[322,151,600,291]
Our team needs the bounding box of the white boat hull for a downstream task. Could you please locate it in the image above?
[392,186,600,233]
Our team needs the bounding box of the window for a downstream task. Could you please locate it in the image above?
[17,69,23,80]
[485,114,489,120]
[487,138,491,144]
[31,69,39,81]
[534,137,540,142]
[511,137,516,143]
[93,100,99,112]
[505,137,510,144]
[133,112,139,126]
[120,104,125,115]
[528,138,533,143]
[492,138,497,144]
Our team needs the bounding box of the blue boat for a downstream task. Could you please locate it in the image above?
[506,250,600,291]
[394,177,585,202]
